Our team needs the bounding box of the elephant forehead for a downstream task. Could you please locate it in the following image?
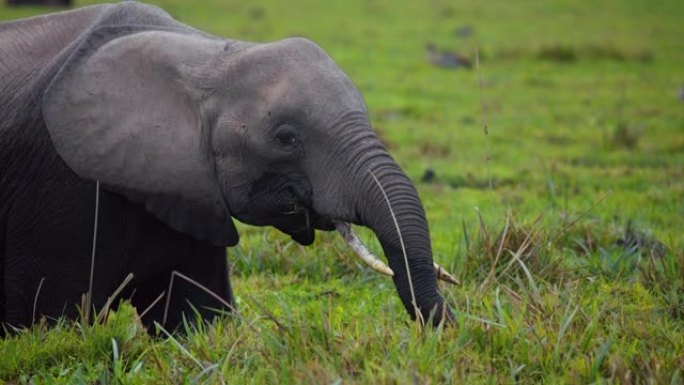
[227,38,367,116]
[265,74,363,118]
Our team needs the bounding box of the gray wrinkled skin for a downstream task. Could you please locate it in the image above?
[0,2,449,332]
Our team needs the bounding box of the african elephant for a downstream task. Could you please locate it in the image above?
[0,2,453,332]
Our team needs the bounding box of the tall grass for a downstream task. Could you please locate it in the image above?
[1,0,683,383]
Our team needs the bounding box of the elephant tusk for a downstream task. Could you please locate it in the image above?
[433,262,460,285]
[334,221,395,277]
[333,221,459,284]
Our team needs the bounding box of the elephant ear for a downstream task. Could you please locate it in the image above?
[43,30,239,247]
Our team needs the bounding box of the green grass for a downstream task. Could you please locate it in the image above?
[1,0,683,383]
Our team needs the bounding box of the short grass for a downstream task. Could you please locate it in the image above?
[1,0,683,383]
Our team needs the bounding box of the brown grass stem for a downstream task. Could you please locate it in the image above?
[31,277,45,326]
[162,270,238,326]
[479,213,511,291]
[138,291,166,320]
[83,181,100,324]
[476,48,493,192]
[95,273,134,324]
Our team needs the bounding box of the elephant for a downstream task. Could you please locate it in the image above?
[0,2,453,333]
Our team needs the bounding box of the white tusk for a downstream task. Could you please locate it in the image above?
[334,221,458,284]
[334,221,395,277]
[434,262,460,285]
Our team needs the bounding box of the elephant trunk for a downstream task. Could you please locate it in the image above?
[319,115,449,325]
[355,161,448,325]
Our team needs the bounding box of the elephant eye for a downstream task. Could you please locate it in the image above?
[275,125,298,147]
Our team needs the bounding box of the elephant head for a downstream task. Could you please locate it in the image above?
[43,30,452,324]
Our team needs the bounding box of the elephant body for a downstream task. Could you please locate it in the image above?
[0,161,233,328]
[1,2,448,333]
[1,4,234,331]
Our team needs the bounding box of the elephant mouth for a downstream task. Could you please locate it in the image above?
[267,202,334,245]
[234,172,334,245]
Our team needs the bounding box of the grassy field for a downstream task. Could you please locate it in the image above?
[1,0,683,383]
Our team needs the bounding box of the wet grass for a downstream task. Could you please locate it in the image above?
[1,0,683,383]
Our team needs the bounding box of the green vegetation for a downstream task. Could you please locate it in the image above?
[1,0,683,383]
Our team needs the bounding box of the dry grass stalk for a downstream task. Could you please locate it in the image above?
[83,181,101,324]
[162,270,238,326]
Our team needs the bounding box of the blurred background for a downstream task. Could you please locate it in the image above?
[1,0,682,285]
